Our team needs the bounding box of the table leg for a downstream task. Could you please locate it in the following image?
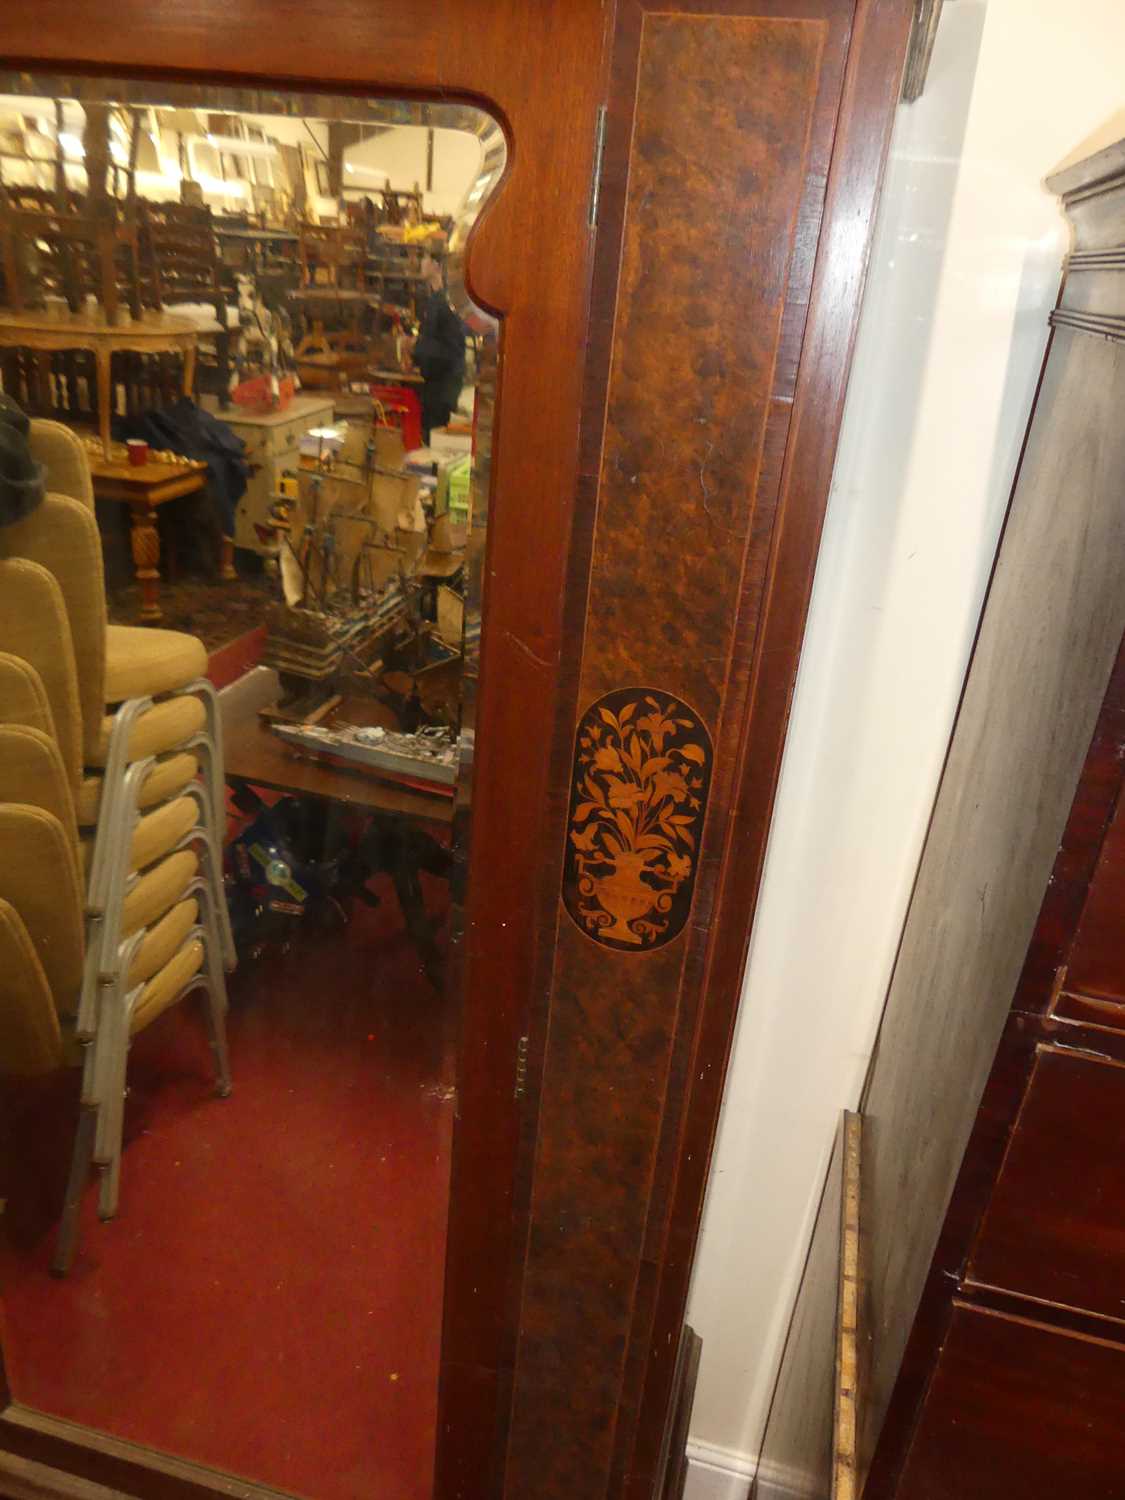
[182,342,197,402]
[34,352,52,413]
[96,349,112,460]
[99,232,119,328]
[219,534,237,582]
[129,500,162,623]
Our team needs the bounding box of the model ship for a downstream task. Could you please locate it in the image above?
[270,722,459,790]
[261,409,472,786]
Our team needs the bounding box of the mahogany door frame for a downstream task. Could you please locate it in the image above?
[0,2,914,1498]
[500,3,914,1497]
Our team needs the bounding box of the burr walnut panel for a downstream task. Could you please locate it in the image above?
[506,11,838,1497]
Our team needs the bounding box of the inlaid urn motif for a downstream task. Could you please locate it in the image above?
[562,688,712,951]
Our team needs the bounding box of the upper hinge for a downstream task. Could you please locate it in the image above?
[514,1035,530,1100]
[588,105,608,229]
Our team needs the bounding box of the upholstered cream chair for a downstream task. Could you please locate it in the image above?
[0,817,227,1274]
[0,635,230,1272]
[0,488,234,971]
[27,420,94,512]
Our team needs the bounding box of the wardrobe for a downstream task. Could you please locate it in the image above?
[0,2,917,1497]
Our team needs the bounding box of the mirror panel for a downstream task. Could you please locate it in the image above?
[0,71,503,1500]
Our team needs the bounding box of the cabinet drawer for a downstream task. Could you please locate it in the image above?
[966,1044,1125,1320]
[898,1302,1125,1499]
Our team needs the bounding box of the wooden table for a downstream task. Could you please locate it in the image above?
[221,673,454,827]
[91,455,234,623]
[0,307,198,459]
[222,670,455,980]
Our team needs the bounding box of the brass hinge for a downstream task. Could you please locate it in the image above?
[514,1035,530,1100]
[589,105,608,229]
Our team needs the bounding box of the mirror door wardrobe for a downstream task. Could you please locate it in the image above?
[0,2,915,1499]
[0,70,517,1500]
[0,0,614,1493]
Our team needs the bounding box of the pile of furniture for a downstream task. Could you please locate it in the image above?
[0,411,235,1273]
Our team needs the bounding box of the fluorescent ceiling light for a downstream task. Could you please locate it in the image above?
[204,133,278,160]
[196,174,250,196]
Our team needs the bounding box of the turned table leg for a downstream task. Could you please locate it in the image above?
[182,341,197,402]
[129,500,162,623]
[96,349,113,460]
[219,534,237,582]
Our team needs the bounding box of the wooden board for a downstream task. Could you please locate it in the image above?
[833,1114,863,1500]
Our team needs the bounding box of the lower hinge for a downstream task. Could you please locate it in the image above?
[514,1035,530,1100]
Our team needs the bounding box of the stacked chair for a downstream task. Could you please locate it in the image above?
[0,182,144,326]
[0,406,235,1274]
[298,222,366,290]
[139,201,232,403]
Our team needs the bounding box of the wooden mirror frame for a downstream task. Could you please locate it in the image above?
[0,2,914,1497]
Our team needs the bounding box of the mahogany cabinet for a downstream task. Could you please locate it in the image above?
[866,634,1125,1500]
[0,2,915,1497]
[860,136,1125,1500]
[757,135,1125,1500]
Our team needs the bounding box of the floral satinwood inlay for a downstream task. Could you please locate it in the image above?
[562,688,713,951]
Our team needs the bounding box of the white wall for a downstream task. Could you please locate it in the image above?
[684,0,1125,1487]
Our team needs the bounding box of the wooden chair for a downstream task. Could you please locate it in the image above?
[139,200,232,401]
[0,183,143,325]
[298,222,365,290]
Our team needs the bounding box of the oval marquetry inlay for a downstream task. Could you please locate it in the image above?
[562,687,712,952]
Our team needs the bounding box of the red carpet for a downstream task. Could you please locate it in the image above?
[0,878,453,1500]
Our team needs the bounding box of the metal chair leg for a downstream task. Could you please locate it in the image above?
[178,795,236,972]
[192,888,232,1097]
[51,1099,96,1277]
[80,755,154,1039]
[93,969,135,1176]
[197,976,232,1099]
[85,696,154,906]
[182,731,228,851]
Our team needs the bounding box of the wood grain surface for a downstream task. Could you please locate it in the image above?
[0,5,612,1498]
[865,635,1125,1497]
[896,1303,1125,1499]
[504,12,838,1497]
[857,140,1125,1498]
[966,1046,1125,1323]
[0,2,915,1496]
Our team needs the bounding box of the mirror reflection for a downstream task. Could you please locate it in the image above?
[0,76,503,1500]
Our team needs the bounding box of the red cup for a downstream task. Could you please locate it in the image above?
[126,438,148,467]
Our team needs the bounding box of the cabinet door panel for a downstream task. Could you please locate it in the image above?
[898,1303,1125,1499]
[1063,785,1125,1008]
[966,1046,1125,1322]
